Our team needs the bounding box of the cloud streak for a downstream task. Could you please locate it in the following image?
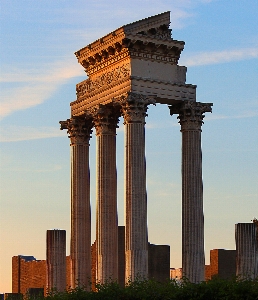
[180,47,258,66]
[0,59,85,119]
[1,46,256,121]
[0,125,66,142]
[205,110,258,121]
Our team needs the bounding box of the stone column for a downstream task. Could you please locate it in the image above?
[60,117,92,288]
[46,229,66,293]
[119,92,155,282]
[170,101,212,283]
[236,223,258,279]
[92,105,120,283]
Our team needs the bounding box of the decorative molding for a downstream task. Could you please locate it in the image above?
[136,24,172,40]
[75,63,191,108]
[169,101,213,131]
[88,105,120,136]
[59,117,93,145]
[78,37,183,75]
[130,76,192,87]
[75,31,126,63]
[76,63,130,98]
[129,50,178,64]
[86,49,130,76]
[75,12,173,65]
[115,92,156,124]
[78,37,128,73]
[71,77,197,117]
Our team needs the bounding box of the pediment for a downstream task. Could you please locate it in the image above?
[75,12,185,76]
[122,11,171,37]
[75,12,172,56]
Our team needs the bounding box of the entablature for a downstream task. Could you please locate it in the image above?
[71,76,196,117]
[75,12,185,76]
[70,12,196,117]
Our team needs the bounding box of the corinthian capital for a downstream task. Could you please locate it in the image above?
[115,92,156,124]
[89,105,120,136]
[169,101,212,131]
[59,117,93,145]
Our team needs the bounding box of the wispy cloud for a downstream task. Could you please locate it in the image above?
[0,125,66,142]
[0,1,215,120]
[2,3,256,121]
[0,59,85,119]
[181,47,258,66]
[205,110,258,121]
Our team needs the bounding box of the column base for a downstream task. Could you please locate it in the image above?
[125,250,148,282]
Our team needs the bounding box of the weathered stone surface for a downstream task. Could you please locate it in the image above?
[71,12,195,117]
[169,101,212,283]
[60,117,92,288]
[93,106,119,283]
[119,93,155,281]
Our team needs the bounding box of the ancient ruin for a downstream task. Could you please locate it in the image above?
[60,11,212,286]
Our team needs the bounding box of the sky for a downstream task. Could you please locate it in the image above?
[0,0,257,293]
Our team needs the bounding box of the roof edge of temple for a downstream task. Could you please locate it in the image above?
[74,11,175,59]
[122,11,171,34]
[74,12,186,73]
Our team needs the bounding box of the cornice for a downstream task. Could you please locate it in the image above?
[77,38,184,75]
[74,12,185,76]
[123,11,171,34]
[85,48,130,76]
[75,12,171,58]
[75,30,126,63]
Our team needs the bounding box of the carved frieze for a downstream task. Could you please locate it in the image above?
[76,63,130,98]
[169,101,213,131]
[59,117,93,145]
[129,49,179,64]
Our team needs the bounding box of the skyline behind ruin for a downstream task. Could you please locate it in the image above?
[1,0,257,293]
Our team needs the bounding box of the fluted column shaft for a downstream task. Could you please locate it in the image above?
[93,106,119,283]
[182,126,204,283]
[170,101,212,283]
[120,93,155,281]
[236,223,258,279]
[60,117,92,288]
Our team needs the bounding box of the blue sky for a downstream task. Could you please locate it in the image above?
[0,0,258,292]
